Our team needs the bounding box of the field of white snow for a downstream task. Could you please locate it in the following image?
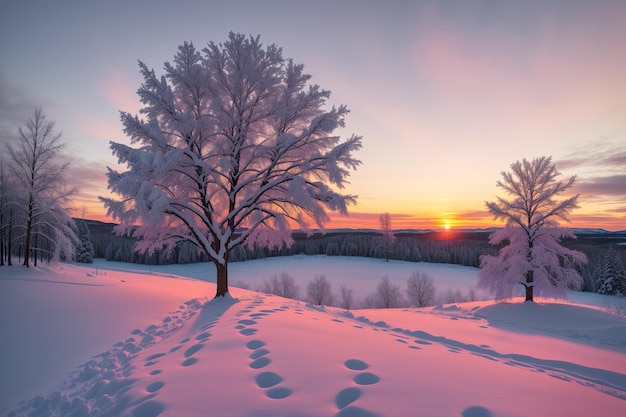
[1,255,625,417]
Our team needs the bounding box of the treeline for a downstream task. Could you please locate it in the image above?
[88,222,626,297]
[91,227,496,268]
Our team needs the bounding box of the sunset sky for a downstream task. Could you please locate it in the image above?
[1,0,625,231]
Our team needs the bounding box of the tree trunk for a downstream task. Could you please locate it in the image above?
[524,270,534,302]
[24,221,31,267]
[7,208,13,266]
[215,262,229,298]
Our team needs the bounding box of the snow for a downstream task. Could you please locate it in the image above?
[91,255,483,302]
[1,256,625,417]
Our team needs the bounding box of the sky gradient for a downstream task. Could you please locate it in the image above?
[1,0,625,231]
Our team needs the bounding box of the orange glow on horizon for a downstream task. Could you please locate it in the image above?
[77,202,624,232]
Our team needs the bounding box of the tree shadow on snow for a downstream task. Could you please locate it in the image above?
[462,406,493,417]
[188,294,240,334]
[475,301,626,352]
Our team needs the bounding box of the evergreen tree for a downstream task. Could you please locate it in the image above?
[597,248,626,296]
[75,219,95,263]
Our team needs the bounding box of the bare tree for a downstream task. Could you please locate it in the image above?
[440,288,467,304]
[339,285,354,310]
[0,157,14,266]
[406,271,436,307]
[257,272,300,299]
[306,274,334,305]
[478,156,587,302]
[101,33,362,298]
[378,212,395,262]
[375,276,405,308]
[5,108,77,267]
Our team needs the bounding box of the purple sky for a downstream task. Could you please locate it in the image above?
[1,0,625,230]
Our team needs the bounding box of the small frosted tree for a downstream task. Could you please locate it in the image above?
[101,33,362,297]
[257,272,300,299]
[375,276,405,308]
[306,274,334,305]
[339,285,354,310]
[478,156,587,302]
[406,271,436,307]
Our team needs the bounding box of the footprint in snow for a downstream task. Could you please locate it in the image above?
[266,387,292,399]
[354,372,380,385]
[333,359,380,416]
[184,343,204,358]
[250,348,270,359]
[335,387,361,409]
[146,381,164,393]
[256,371,282,388]
[250,357,271,369]
[144,352,166,367]
[246,339,291,400]
[181,357,198,367]
[344,359,368,371]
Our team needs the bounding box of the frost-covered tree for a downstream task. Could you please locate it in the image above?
[406,271,436,307]
[257,272,300,299]
[75,219,95,263]
[306,274,334,305]
[339,285,354,310]
[375,276,405,308]
[478,156,587,302]
[6,108,77,267]
[596,248,626,296]
[101,33,362,297]
[378,212,395,262]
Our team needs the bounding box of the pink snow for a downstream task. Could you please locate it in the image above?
[1,257,625,417]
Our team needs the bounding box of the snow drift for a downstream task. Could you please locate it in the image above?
[1,258,625,417]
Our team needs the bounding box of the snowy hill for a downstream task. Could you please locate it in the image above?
[1,259,625,417]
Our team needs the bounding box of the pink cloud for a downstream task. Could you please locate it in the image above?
[410,4,626,137]
[98,67,141,115]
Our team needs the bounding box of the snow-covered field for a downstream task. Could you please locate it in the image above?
[90,255,484,303]
[1,256,625,416]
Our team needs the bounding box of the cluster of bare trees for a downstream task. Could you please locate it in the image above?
[0,109,77,267]
[244,270,479,310]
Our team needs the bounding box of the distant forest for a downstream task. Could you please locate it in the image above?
[87,220,626,295]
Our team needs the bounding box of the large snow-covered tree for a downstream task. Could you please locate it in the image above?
[101,33,362,297]
[478,156,587,302]
[5,108,77,267]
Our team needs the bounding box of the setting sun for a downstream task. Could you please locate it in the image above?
[444,221,451,230]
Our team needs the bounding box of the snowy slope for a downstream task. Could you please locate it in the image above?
[1,259,625,417]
